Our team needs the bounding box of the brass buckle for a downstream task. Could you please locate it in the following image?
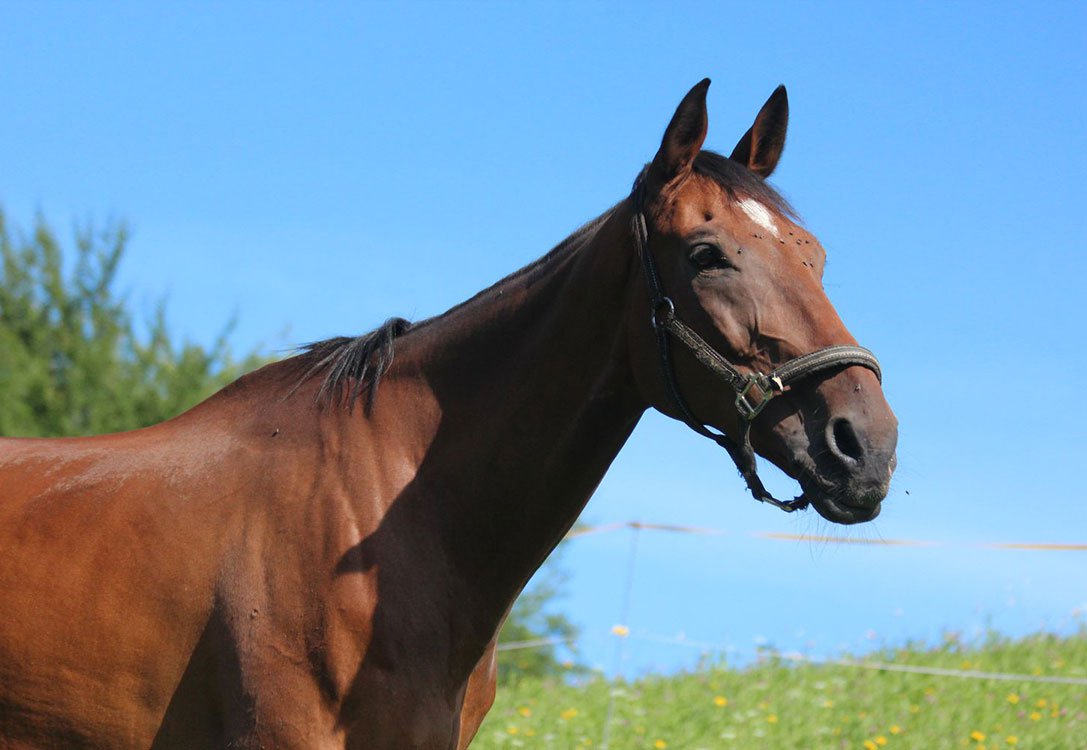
[735,374,778,421]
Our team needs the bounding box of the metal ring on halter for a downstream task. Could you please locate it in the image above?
[650,297,675,329]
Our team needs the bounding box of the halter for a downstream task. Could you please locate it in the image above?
[631,167,882,512]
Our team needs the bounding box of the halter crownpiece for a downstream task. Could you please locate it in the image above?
[631,167,882,512]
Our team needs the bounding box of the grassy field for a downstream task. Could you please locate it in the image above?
[474,630,1087,749]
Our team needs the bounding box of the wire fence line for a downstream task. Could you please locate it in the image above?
[565,520,1087,550]
[497,636,578,652]
[497,629,1087,686]
[496,520,1087,701]
[500,521,1087,748]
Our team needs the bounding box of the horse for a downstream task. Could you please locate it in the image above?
[0,79,897,748]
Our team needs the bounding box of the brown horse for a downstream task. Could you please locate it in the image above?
[0,80,897,748]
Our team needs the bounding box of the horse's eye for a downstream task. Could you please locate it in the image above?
[689,243,730,270]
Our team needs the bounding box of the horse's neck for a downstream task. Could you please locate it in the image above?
[397,205,645,611]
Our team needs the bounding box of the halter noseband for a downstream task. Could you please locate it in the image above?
[631,167,882,512]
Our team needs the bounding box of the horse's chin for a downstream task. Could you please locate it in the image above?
[806,492,881,525]
[793,466,884,525]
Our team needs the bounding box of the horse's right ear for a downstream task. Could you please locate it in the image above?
[649,79,711,188]
[729,85,788,178]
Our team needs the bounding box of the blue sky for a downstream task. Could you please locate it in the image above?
[2,2,1085,675]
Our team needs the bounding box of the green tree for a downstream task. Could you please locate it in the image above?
[497,539,584,682]
[0,209,262,437]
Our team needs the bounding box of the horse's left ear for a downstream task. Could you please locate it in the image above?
[730,85,788,178]
[649,78,711,187]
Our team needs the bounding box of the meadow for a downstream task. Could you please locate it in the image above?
[475,630,1087,749]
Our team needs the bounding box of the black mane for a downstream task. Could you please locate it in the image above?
[292,317,412,413]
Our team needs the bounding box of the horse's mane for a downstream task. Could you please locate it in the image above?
[291,150,791,414]
[291,317,412,413]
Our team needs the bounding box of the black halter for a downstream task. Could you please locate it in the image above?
[631,168,882,512]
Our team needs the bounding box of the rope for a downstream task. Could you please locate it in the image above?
[755,532,936,546]
[564,521,1086,550]
[496,628,1087,686]
[637,634,1087,686]
[495,636,577,652]
[818,658,1087,686]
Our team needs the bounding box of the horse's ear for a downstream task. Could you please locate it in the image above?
[649,79,711,186]
[729,85,788,178]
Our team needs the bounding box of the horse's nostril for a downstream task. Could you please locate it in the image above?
[829,417,865,464]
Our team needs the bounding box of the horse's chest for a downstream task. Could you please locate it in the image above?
[229,579,474,748]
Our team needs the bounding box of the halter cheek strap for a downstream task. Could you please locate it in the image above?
[631,168,882,512]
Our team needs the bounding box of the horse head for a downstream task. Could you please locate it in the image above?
[628,80,898,524]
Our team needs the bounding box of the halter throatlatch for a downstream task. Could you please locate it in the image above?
[631,167,882,512]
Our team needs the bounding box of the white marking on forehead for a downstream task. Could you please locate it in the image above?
[737,199,779,237]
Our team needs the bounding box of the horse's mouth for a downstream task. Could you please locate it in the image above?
[807,492,881,525]
[794,463,883,525]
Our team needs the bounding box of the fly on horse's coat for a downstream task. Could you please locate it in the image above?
[0,80,897,748]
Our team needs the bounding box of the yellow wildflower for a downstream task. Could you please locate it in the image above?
[713,695,728,707]
[517,706,531,717]
[1050,709,1059,718]
[1029,711,1041,721]
[864,741,878,750]
[506,726,519,735]
[970,731,986,742]
[1005,737,1018,745]
[875,736,888,746]
[767,714,778,724]
[822,699,834,708]
[653,740,667,749]
[889,725,903,735]
[560,708,578,721]
[1036,698,1047,708]
[1006,693,1020,704]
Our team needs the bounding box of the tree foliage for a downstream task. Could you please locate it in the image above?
[497,541,584,683]
[0,210,261,437]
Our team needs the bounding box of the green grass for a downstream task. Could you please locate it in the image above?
[474,630,1087,749]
